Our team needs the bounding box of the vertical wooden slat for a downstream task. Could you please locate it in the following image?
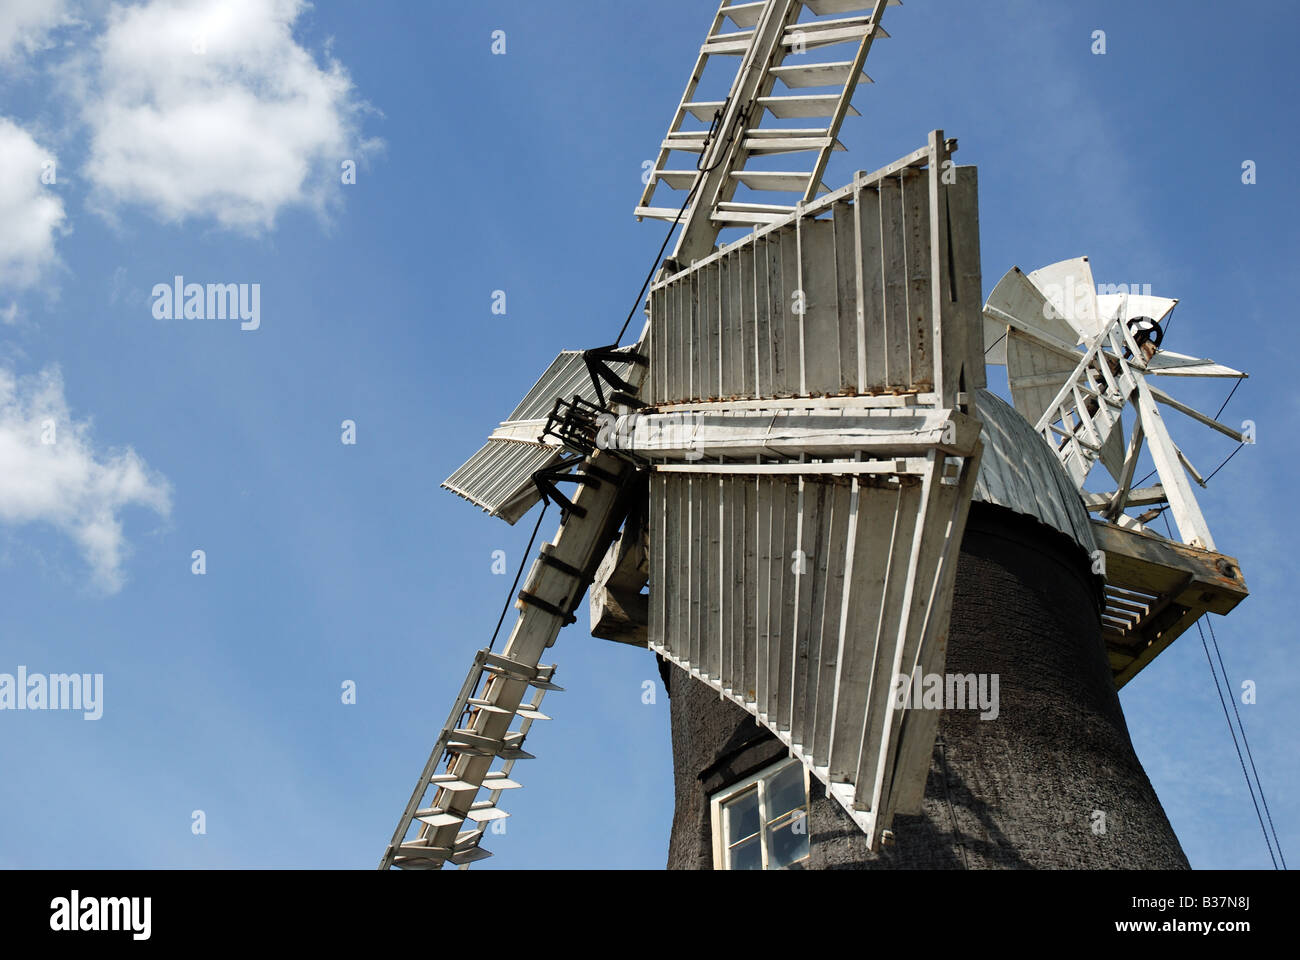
[800,217,841,396]
[765,476,788,723]
[788,477,810,745]
[888,449,982,818]
[856,183,887,393]
[901,168,933,392]
[855,474,926,810]
[862,456,948,814]
[776,478,801,732]
[705,476,722,679]
[691,474,707,672]
[723,477,742,692]
[879,175,909,391]
[674,476,691,659]
[828,479,901,784]
[832,199,859,395]
[739,242,757,400]
[755,235,776,399]
[742,477,758,705]
[778,224,801,398]
[648,474,665,651]
[811,479,852,767]
[719,253,736,399]
[680,271,691,401]
[927,130,955,405]
[755,475,774,718]
[699,263,717,401]
[949,165,986,392]
[791,479,828,750]
[767,232,787,398]
[687,269,700,401]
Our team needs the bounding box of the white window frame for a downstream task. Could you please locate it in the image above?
[709,757,811,870]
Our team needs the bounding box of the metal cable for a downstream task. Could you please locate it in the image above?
[1196,617,1279,869]
[1133,376,1247,490]
[1206,615,1288,868]
[615,102,747,345]
[1157,512,1282,869]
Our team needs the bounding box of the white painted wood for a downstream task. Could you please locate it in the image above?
[1028,256,1100,341]
[1148,383,1246,441]
[636,0,902,263]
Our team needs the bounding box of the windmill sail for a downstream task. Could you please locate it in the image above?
[638,0,900,265]
[616,133,987,846]
[441,351,635,524]
[984,258,1249,550]
[982,258,1252,690]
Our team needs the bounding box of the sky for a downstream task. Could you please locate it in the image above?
[0,0,1294,870]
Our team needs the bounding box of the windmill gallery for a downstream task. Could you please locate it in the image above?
[381,1,1254,870]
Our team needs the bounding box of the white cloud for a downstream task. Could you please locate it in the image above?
[0,365,171,593]
[0,118,65,292]
[0,0,73,64]
[81,0,376,230]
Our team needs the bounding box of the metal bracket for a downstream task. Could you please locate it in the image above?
[583,345,648,409]
[532,454,600,519]
[542,396,605,456]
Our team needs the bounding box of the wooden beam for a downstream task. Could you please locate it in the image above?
[1092,519,1246,611]
[1092,518,1249,689]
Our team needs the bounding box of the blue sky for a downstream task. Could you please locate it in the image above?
[0,0,1294,869]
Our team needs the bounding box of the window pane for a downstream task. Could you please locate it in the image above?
[723,787,761,844]
[766,813,810,868]
[765,762,806,821]
[728,834,763,870]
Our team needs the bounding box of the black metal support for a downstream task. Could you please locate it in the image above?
[532,453,600,520]
[542,395,606,456]
[582,345,648,409]
[516,590,578,625]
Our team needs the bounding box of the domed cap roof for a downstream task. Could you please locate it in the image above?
[973,389,1097,554]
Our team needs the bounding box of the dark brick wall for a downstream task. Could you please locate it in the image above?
[661,503,1190,870]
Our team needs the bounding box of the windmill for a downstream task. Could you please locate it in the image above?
[982,259,1250,687]
[380,0,995,869]
[380,0,1253,871]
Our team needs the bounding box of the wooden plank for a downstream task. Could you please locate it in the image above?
[690,474,706,673]
[706,477,723,680]
[776,478,801,732]
[799,216,842,395]
[672,270,687,404]
[888,446,981,817]
[1091,519,1247,613]
[949,165,986,391]
[800,0,890,204]
[790,478,822,749]
[878,175,910,390]
[832,199,859,394]
[829,479,901,785]
[860,457,945,821]
[670,474,688,659]
[926,131,955,405]
[721,252,741,399]
[856,183,886,392]
[810,479,851,765]
[1148,382,1246,442]
[901,167,933,392]
[759,233,780,399]
[778,223,802,397]
[1133,375,1215,550]
[699,262,718,401]
[651,474,668,654]
[742,478,758,705]
[738,242,757,400]
[760,475,782,720]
